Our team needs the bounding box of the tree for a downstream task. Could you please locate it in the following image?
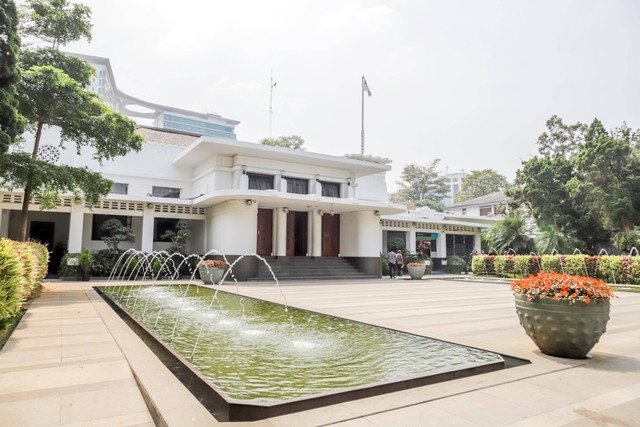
[100,218,135,252]
[389,160,448,210]
[161,219,192,255]
[534,221,583,255]
[18,0,92,49]
[483,212,534,254]
[0,0,24,153]
[509,116,640,252]
[259,135,305,150]
[2,0,144,241]
[454,169,509,203]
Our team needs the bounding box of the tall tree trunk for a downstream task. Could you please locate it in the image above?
[18,121,44,241]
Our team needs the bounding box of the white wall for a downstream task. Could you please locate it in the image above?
[355,173,389,202]
[340,211,381,257]
[207,200,257,254]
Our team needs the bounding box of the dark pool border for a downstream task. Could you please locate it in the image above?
[95,285,529,422]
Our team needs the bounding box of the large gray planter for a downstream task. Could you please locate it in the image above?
[199,266,226,285]
[406,264,426,280]
[514,293,610,358]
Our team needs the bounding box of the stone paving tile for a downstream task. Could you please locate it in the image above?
[0,395,62,426]
[363,403,481,427]
[59,385,150,424]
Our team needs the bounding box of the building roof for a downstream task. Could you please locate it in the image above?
[447,191,508,208]
[382,206,499,229]
[136,126,201,147]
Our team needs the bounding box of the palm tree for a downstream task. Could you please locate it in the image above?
[535,221,583,254]
[484,212,534,254]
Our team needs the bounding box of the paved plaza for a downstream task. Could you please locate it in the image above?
[1,277,639,426]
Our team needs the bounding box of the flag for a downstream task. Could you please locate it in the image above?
[362,76,372,97]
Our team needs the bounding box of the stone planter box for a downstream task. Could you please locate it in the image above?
[514,293,610,358]
[199,266,226,285]
[406,264,426,280]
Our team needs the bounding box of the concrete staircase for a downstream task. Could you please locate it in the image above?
[248,256,379,281]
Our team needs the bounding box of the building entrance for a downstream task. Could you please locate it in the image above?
[286,211,308,256]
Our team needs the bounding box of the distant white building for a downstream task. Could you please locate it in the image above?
[443,171,466,205]
[446,191,508,217]
[70,53,239,139]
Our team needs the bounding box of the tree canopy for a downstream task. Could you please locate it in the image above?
[259,135,305,150]
[390,160,448,210]
[18,0,92,49]
[0,0,24,153]
[1,0,144,241]
[509,116,640,253]
[454,169,509,203]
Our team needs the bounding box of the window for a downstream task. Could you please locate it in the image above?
[479,206,493,216]
[111,183,128,195]
[287,178,308,195]
[320,181,340,198]
[248,173,274,190]
[152,186,181,198]
[91,215,131,240]
[154,218,179,242]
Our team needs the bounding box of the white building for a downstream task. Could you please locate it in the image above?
[1,125,407,279]
[71,53,239,139]
[445,191,508,217]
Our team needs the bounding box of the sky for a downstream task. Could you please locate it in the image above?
[17,0,640,190]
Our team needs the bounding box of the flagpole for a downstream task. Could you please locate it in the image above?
[269,71,276,139]
[361,76,365,155]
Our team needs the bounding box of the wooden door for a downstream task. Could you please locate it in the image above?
[322,214,340,256]
[286,211,296,256]
[256,209,273,256]
[286,211,308,256]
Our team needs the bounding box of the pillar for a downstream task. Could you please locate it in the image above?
[67,203,84,252]
[275,208,287,256]
[436,230,447,259]
[141,206,155,253]
[0,209,8,238]
[407,227,417,252]
[312,211,322,256]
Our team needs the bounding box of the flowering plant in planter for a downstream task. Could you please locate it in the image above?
[197,259,229,269]
[511,272,614,304]
[406,262,424,267]
[512,272,615,358]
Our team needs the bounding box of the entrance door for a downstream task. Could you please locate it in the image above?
[322,214,340,256]
[256,209,273,256]
[286,211,308,256]
[29,221,55,249]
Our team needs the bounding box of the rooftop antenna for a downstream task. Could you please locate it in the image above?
[269,71,277,138]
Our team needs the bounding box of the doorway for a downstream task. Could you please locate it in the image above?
[30,221,55,249]
[322,214,340,256]
[286,211,308,256]
[256,209,273,256]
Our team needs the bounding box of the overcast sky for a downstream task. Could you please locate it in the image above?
[19,0,640,189]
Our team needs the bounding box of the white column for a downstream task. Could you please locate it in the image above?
[407,228,417,253]
[67,203,84,252]
[0,209,8,238]
[141,207,155,253]
[474,233,481,251]
[314,180,322,196]
[275,208,287,256]
[312,211,322,256]
[436,230,447,259]
[279,177,287,193]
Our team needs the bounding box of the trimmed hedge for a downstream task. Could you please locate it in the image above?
[0,239,49,329]
[471,254,640,284]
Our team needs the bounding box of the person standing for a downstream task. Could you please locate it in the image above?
[396,250,404,278]
[387,249,397,278]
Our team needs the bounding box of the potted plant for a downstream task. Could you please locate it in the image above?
[406,262,426,280]
[198,259,229,284]
[511,272,615,358]
[78,249,93,281]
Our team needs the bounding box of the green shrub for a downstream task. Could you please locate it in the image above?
[471,256,484,275]
[513,256,530,277]
[0,240,48,330]
[597,256,621,283]
[541,255,563,273]
[564,255,589,276]
[445,255,467,273]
